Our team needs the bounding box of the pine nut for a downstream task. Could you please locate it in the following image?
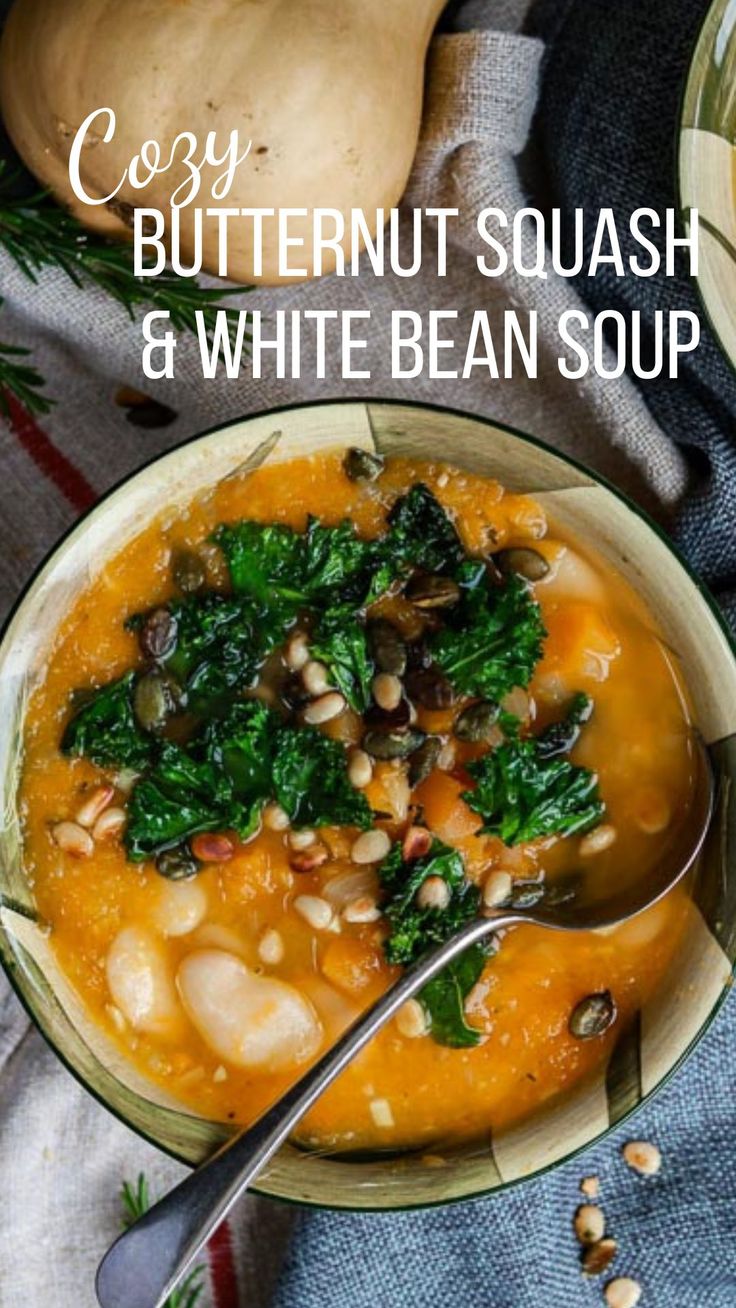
[75,784,115,829]
[92,807,127,841]
[416,875,450,910]
[395,998,428,1038]
[635,788,671,834]
[288,828,316,850]
[51,821,94,858]
[622,1140,661,1176]
[258,927,285,965]
[348,749,373,789]
[263,801,290,832]
[303,691,345,724]
[604,1279,641,1308]
[372,672,402,712]
[302,660,330,696]
[343,895,381,924]
[351,829,391,864]
[574,1204,605,1245]
[213,1065,229,1083]
[114,768,139,795]
[294,894,334,931]
[190,833,235,863]
[402,826,432,861]
[580,1175,600,1199]
[289,845,329,874]
[369,1097,395,1128]
[582,1238,618,1277]
[483,870,513,909]
[285,631,310,671]
[579,824,617,857]
[105,1003,127,1034]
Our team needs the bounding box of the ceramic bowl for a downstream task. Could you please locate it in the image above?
[679,0,736,370]
[1,399,735,1209]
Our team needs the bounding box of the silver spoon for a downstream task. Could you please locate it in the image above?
[96,737,713,1308]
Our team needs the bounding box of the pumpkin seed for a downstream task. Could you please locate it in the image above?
[581,1237,618,1277]
[344,447,384,482]
[139,608,178,662]
[511,881,545,909]
[363,727,425,761]
[405,573,461,609]
[405,666,455,710]
[496,548,550,582]
[133,668,180,733]
[172,549,207,594]
[569,990,617,1040]
[367,619,407,676]
[155,847,199,880]
[408,735,442,786]
[454,700,500,742]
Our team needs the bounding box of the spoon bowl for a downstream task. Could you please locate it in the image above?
[96,734,714,1308]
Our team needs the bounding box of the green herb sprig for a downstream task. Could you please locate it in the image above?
[121,1174,205,1308]
[0,162,246,411]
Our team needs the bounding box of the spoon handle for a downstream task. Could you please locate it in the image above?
[96,912,508,1308]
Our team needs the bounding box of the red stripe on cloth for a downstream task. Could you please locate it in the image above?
[3,392,97,513]
[207,1221,240,1308]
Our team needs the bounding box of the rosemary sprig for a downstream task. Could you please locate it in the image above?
[0,329,54,418]
[120,1174,206,1308]
[0,163,245,339]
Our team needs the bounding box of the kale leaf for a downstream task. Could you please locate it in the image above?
[215,516,381,610]
[310,605,374,712]
[462,733,604,845]
[430,566,546,700]
[161,592,292,715]
[272,724,373,830]
[387,483,465,574]
[420,945,488,1049]
[61,672,153,771]
[378,838,487,1048]
[125,700,275,860]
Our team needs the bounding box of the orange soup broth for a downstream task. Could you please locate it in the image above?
[20,452,696,1152]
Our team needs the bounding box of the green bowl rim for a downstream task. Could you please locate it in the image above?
[676,0,736,381]
[1,395,734,1212]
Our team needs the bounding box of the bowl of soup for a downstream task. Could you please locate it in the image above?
[679,0,736,371]
[1,399,735,1210]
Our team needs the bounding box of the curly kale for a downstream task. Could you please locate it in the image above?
[378,839,488,1048]
[462,730,603,846]
[430,564,546,701]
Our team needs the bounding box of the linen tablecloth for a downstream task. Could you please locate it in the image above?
[0,1,734,1305]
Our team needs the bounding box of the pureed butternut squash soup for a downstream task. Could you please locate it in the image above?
[20,449,698,1153]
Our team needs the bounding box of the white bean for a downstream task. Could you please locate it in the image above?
[151,879,208,938]
[302,660,330,696]
[303,691,345,724]
[294,895,334,931]
[285,631,310,671]
[351,829,391,865]
[106,926,182,1036]
[177,949,322,1072]
[372,673,402,712]
[348,749,373,789]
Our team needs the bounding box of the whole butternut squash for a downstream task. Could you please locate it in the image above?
[0,0,444,284]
